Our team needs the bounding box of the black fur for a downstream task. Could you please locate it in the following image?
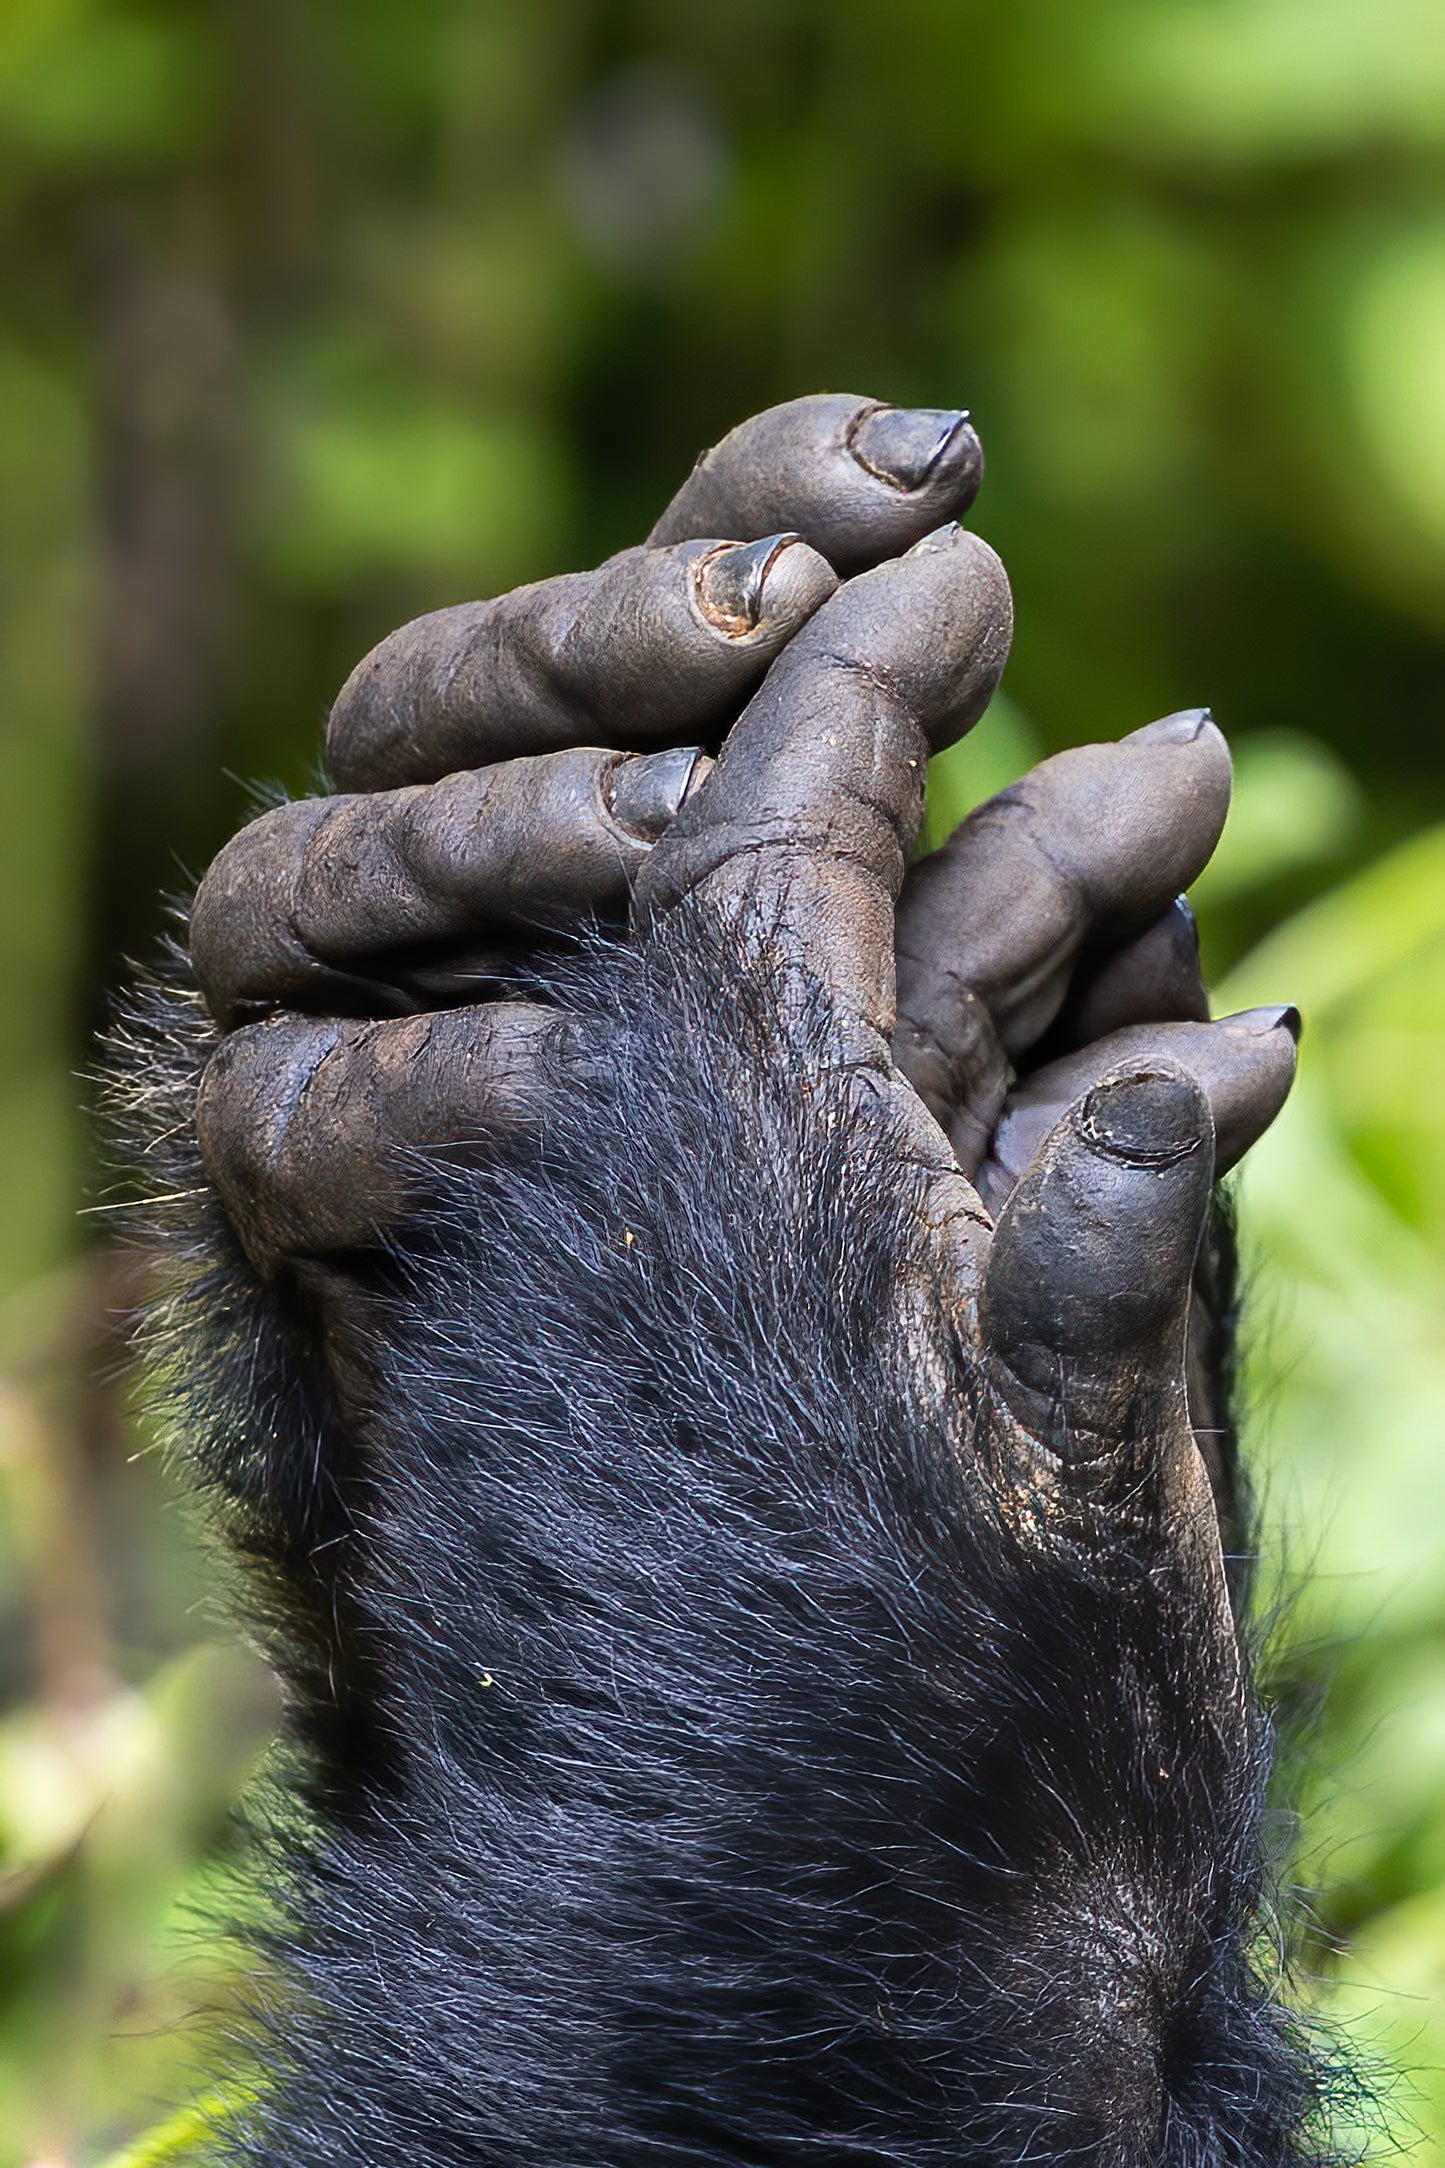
[109,921,1349,2166]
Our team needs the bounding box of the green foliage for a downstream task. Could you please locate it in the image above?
[1210,826,1445,2152]
[2,0,1444,2157]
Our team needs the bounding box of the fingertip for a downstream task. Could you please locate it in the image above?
[847,403,983,505]
[1207,1005,1300,1171]
[692,532,840,646]
[988,712,1231,924]
[1237,1000,1302,1045]
[903,518,966,557]
[692,532,835,639]
[993,1056,1214,1239]
[1123,706,1234,800]
[756,535,839,626]
[994,1054,1216,1239]
[605,746,711,840]
[811,526,1013,750]
[650,394,988,570]
[1125,705,1217,748]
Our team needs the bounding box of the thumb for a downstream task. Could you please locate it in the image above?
[980,1061,1213,1469]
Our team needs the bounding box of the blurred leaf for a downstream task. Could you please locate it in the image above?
[0,1,214,170]
[922,692,1043,851]
[1221,822,1445,1020]
[257,331,571,594]
[1348,223,1445,577]
[1191,730,1362,908]
[1085,0,1445,164]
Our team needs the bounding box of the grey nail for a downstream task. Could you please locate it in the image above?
[1232,1003,1303,1043]
[904,520,965,558]
[1127,707,1215,747]
[606,747,709,839]
[695,533,801,634]
[1079,1067,1206,1167]
[849,405,977,492]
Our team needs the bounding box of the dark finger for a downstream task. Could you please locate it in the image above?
[327,534,837,793]
[975,1007,1301,1215]
[190,745,710,1032]
[1045,897,1208,1053]
[636,525,1013,1055]
[649,394,984,573]
[196,1005,582,1272]
[894,710,1232,1166]
[981,1061,1214,1500]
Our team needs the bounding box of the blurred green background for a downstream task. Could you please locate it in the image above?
[2,0,1445,2159]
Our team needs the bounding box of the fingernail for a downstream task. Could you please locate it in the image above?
[1173,893,1202,959]
[695,533,803,634]
[1079,1067,1206,1166]
[904,520,964,558]
[606,746,708,839]
[849,404,979,492]
[1233,1003,1303,1044]
[1129,707,1215,747]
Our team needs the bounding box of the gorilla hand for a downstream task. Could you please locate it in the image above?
[188,521,1324,2168]
[187,395,984,1273]
[635,523,1298,1610]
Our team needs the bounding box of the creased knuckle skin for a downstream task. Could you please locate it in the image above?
[190,801,363,1032]
[195,1006,575,1273]
[194,1013,426,1271]
[323,539,837,794]
[195,1018,355,1272]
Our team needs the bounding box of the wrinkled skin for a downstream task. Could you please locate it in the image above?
[112,394,1333,2165]
[187,395,1295,1558]
[189,394,1292,1263]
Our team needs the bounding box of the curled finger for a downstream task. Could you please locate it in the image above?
[196,1005,583,1273]
[975,1007,1301,1214]
[1044,897,1209,1052]
[638,525,1012,1049]
[895,711,1232,1169]
[190,745,710,1032]
[327,534,836,793]
[649,393,985,572]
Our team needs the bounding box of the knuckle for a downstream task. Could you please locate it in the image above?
[190,799,326,1025]
[195,1018,344,1266]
